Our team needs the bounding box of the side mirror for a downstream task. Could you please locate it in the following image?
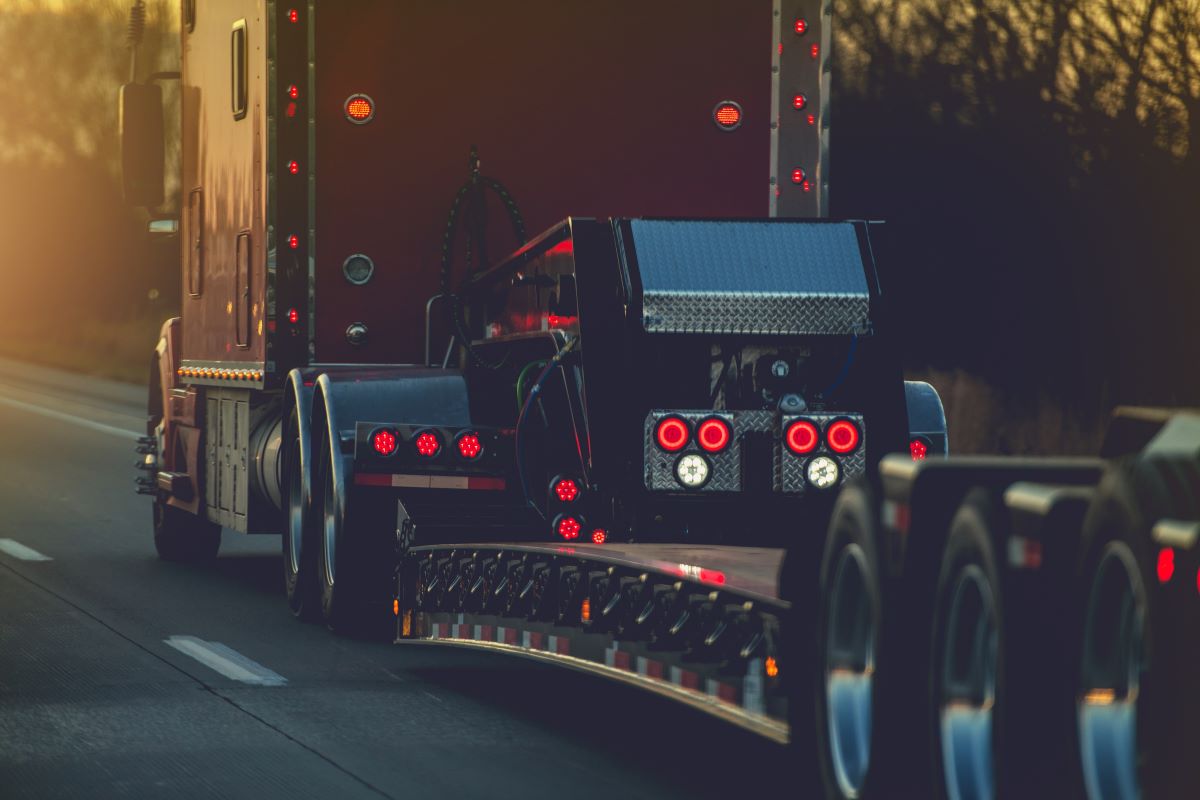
[119,82,164,207]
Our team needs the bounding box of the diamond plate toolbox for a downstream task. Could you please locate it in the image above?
[631,220,871,336]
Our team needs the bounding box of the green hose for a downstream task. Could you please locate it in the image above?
[515,360,548,411]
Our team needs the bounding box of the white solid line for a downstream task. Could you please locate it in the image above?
[165,636,288,687]
[0,394,140,441]
[0,539,53,562]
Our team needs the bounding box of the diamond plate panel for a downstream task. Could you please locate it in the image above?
[779,414,867,493]
[631,220,871,336]
[644,411,774,493]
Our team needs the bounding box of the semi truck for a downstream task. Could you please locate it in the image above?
[120,2,1197,798]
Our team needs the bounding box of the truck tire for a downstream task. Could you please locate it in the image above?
[153,501,221,563]
[815,480,885,800]
[1074,466,1162,800]
[929,490,1004,800]
[282,410,319,621]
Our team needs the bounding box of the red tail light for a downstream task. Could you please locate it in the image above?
[455,432,482,460]
[287,8,299,23]
[1157,548,1175,583]
[792,94,808,111]
[791,168,807,184]
[786,420,819,455]
[713,101,743,131]
[591,529,608,544]
[556,516,582,541]
[344,94,375,124]
[697,418,732,453]
[414,431,441,458]
[554,478,580,503]
[287,160,300,174]
[827,420,861,454]
[655,417,690,452]
[910,438,928,461]
[372,429,397,457]
[794,18,808,35]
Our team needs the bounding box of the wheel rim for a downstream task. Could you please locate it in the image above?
[938,564,998,800]
[286,437,304,576]
[1078,542,1144,800]
[322,462,337,587]
[825,543,876,798]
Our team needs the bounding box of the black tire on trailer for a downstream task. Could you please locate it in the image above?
[1074,465,1163,800]
[928,489,1005,800]
[814,479,885,800]
[313,427,395,637]
[282,407,319,621]
[153,501,221,563]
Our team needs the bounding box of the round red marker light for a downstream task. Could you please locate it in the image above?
[786,420,819,455]
[287,307,299,324]
[794,18,808,35]
[456,432,482,460]
[288,160,299,175]
[1157,548,1175,583]
[556,516,581,541]
[591,529,608,544]
[554,478,580,503]
[344,94,375,124]
[287,8,299,23]
[414,431,441,458]
[287,84,299,99]
[372,429,397,457]
[655,417,690,452]
[827,420,861,454]
[791,168,807,184]
[910,438,929,461]
[697,418,732,453]
[287,234,299,250]
[713,101,743,131]
[792,93,808,111]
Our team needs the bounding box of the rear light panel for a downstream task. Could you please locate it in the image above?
[645,411,740,493]
[779,414,867,494]
[353,423,513,476]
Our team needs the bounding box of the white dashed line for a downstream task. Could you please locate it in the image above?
[165,636,288,686]
[0,539,53,562]
[0,394,140,441]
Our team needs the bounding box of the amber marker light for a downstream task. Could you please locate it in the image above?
[344,94,375,124]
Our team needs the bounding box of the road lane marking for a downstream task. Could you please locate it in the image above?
[0,539,52,561]
[0,394,140,441]
[165,636,288,686]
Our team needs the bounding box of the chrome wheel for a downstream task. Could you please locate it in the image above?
[1078,542,1144,800]
[938,565,998,800]
[825,543,875,798]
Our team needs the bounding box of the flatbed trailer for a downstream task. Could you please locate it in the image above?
[115,2,1199,798]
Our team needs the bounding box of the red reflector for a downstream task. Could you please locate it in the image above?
[786,420,819,455]
[697,418,731,453]
[286,102,298,118]
[556,516,582,541]
[910,439,928,461]
[372,430,397,457]
[802,179,813,193]
[794,18,808,35]
[655,417,690,452]
[792,94,808,111]
[554,479,580,503]
[811,43,820,59]
[456,432,482,460]
[807,113,817,126]
[344,94,375,123]
[713,101,743,131]
[288,160,299,174]
[415,431,441,458]
[791,168,806,184]
[287,84,299,99]
[827,421,861,454]
[699,569,726,585]
[591,529,608,544]
[287,308,299,324]
[1157,548,1175,583]
[287,8,299,23]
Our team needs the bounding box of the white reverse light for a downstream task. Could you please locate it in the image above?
[807,456,840,489]
[675,454,711,489]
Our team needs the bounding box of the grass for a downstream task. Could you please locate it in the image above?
[0,313,168,385]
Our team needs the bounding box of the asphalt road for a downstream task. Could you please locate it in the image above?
[0,358,791,799]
